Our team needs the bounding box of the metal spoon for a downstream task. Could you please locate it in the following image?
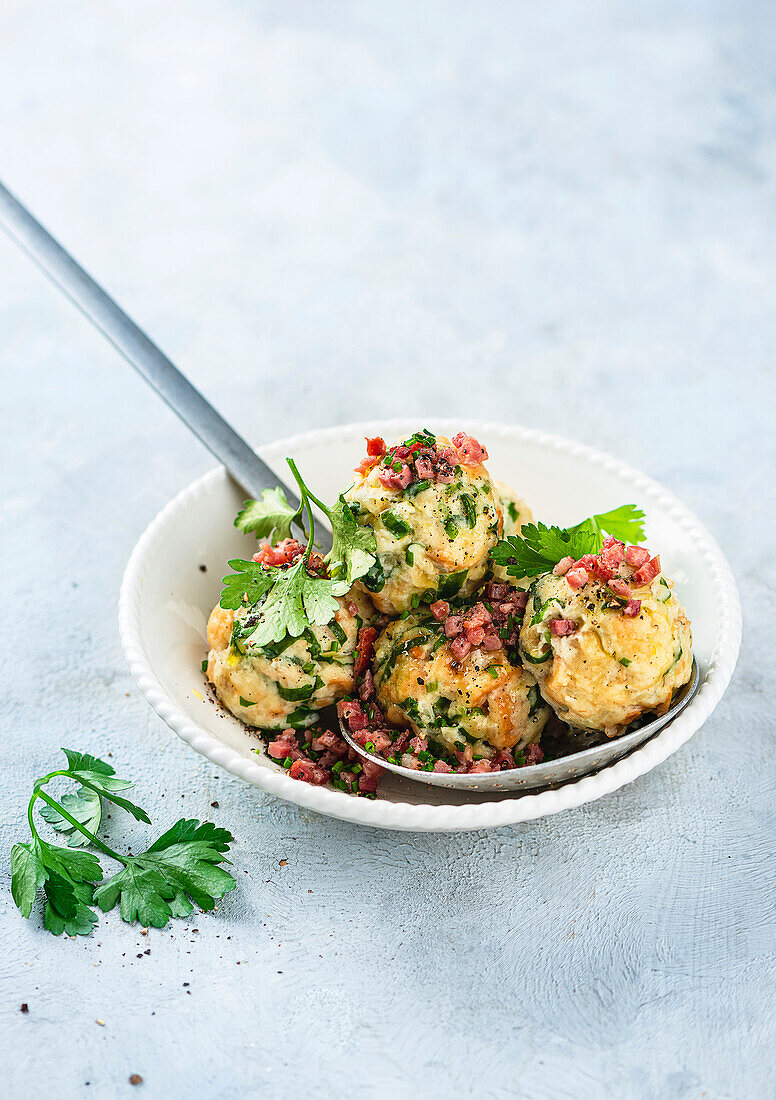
[339,659,700,793]
[0,179,331,551]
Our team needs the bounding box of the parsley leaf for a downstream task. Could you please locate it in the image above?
[234,487,301,543]
[491,504,647,579]
[39,786,102,846]
[491,522,597,577]
[11,751,239,937]
[569,504,646,547]
[10,841,47,918]
[219,559,275,611]
[17,836,103,937]
[325,495,377,586]
[242,560,347,649]
[54,748,151,824]
[94,819,236,928]
[36,837,103,885]
[43,874,99,937]
[58,749,132,790]
[223,461,377,646]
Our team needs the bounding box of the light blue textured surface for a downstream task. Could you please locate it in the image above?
[0,2,773,1097]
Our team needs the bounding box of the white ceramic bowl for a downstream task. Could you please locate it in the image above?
[119,419,741,832]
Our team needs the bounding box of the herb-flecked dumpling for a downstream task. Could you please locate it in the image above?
[206,539,374,730]
[519,538,693,737]
[344,430,502,615]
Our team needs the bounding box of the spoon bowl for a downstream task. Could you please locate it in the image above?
[339,659,700,793]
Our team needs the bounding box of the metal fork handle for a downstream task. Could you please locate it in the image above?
[0,179,329,544]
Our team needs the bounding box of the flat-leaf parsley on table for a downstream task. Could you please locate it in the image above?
[10,749,237,936]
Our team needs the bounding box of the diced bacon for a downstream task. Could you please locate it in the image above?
[339,771,358,788]
[608,579,632,599]
[623,599,642,617]
[465,625,485,645]
[430,600,450,621]
[464,602,491,629]
[358,760,385,794]
[524,744,544,766]
[452,432,489,467]
[288,759,329,785]
[338,699,369,732]
[454,744,474,767]
[577,554,597,571]
[513,590,528,611]
[487,581,511,601]
[600,536,626,571]
[435,447,459,482]
[481,633,502,651]
[345,727,370,749]
[566,567,588,589]
[450,634,472,660]
[311,729,347,755]
[370,731,394,755]
[491,749,515,770]
[307,551,327,574]
[602,534,625,552]
[392,728,412,754]
[378,462,412,491]
[632,555,661,587]
[554,556,574,576]
[253,538,304,567]
[361,730,389,756]
[549,618,576,636]
[355,456,380,477]
[433,760,452,773]
[409,736,428,754]
[591,556,616,581]
[469,760,493,773]
[444,615,464,638]
[354,626,377,677]
[366,436,386,457]
[358,670,375,701]
[267,733,298,760]
[414,456,434,480]
[625,545,651,568]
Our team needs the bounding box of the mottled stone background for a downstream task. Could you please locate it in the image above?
[0,1,772,1097]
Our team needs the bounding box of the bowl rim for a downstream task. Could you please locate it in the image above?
[118,418,742,832]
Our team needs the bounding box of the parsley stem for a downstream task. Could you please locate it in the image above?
[30,776,129,865]
[286,458,331,554]
[286,458,318,563]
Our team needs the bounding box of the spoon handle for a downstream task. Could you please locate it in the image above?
[0,179,326,541]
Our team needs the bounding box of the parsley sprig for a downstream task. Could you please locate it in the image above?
[222,459,376,644]
[11,749,236,936]
[234,486,299,544]
[491,504,646,579]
